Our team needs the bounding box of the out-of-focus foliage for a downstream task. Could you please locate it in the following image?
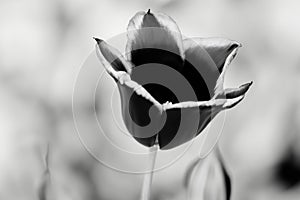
[185,146,231,200]
[1,0,300,199]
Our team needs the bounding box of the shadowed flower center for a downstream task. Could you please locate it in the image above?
[130,48,212,102]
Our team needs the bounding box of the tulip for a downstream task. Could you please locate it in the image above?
[94,9,252,150]
[94,10,252,200]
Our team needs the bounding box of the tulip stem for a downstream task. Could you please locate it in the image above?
[141,143,159,200]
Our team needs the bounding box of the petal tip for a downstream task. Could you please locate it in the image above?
[229,41,242,52]
[240,81,253,95]
[235,41,242,48]
[216,81,253,99]
[93,37,102,44]
[240,81,253,90]
[224,95,245,108]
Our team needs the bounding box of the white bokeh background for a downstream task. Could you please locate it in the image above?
[1,0,300,199]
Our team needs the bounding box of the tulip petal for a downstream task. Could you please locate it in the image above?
[162,96,244,109]
[95,37,165,147]
[186,38,241,72]
[126,10,184,68]
[94,38,132,81]
[117,78,165,147]
[183,38,241,96]
[182,39,220,101]
[158,96,244,149]
[215,81,253,99]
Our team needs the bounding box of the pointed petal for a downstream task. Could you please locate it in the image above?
[162,96,244,109]
[126,10,184,69]
[185,37,241,73]
[95,37,166,147]
[215,81,253,99]
[117,78,164,147]
[94,38,132,81]
[214,41,241,95]
[182,39,220,101]
[182,38,241,96]
[158,96,244,149]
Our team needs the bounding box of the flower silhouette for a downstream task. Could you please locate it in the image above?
[94,9,252,150]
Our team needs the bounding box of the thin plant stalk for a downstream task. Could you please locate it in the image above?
[140,143,159,200]
[186,131,209,200]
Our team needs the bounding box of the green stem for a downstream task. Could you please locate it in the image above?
[140,143,159,200]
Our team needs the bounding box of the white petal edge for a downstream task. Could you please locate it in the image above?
[163,95,244,110]
[126,11,185,61]
[95,43,132,80]
[214,42,242,95]
[96,42,162,110]
[122,78,162,110]
[154,12,185,58]
[183,37,242,96]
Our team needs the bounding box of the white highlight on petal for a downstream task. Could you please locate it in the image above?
[127,11,145,31]
[183,37,242,97]
[126,11,146,61]
[214,43,242,95]
[191,37,241,50]
[94,38,163,112]
[122,79,162,110]
[154,12,185,59]
[95,42,132,79]
[126,10,184,61]
[163,95,244,110]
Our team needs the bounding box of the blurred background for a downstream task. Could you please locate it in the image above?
[1,0,300,199]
